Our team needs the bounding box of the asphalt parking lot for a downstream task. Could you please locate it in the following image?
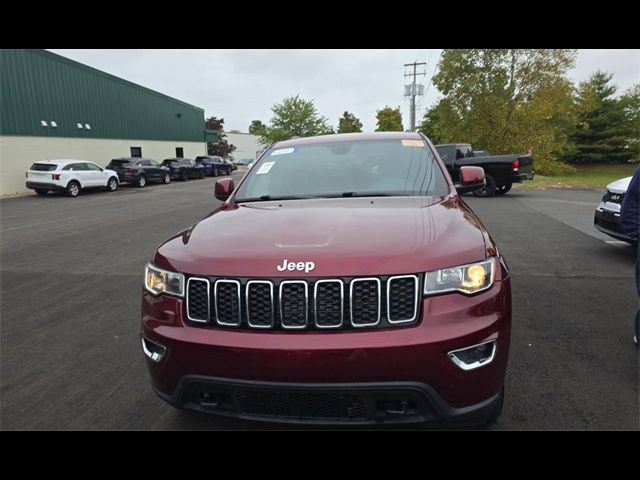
[1,178,638,430]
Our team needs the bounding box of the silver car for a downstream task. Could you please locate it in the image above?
[594,176,636,243]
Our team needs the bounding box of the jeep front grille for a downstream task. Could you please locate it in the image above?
[186,275,420,331]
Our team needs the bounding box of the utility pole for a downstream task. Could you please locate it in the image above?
[404,61,426,131]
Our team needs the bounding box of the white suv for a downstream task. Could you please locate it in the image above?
[25,160,119,197]
[594,176,635,243]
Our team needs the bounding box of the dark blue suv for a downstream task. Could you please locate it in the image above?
[194,156,233,177]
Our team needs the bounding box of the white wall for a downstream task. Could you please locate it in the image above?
[0,136,207,195]
[225,132,263,161]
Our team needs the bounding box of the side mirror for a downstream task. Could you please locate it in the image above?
[214,178,235,202]
[456,166,485,194]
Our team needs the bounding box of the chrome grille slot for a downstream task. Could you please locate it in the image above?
[187,278,209,323]
[246,280,274,328]
[387,275,418,324]
[214,279,241,326]
[350,278,381,327]
[279,281,308,329]
[314,280,344,328]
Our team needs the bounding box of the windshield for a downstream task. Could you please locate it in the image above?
[234,139,449,202]
[162,159,178,166]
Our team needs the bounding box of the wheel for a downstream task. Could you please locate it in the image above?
[495,182,512,195]
[213,168,219,177]
[473,174,497,197]
[181,171,189,182]
[483,386,504,426]
[137,175,147,188]
[66,181,80,197]
[35,189,48,196]
[163,173,171,184]
[199,170,205,179]
[106,177,118,192]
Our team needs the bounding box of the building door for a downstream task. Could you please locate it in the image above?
[131,147,142,157]
[176,147,184,158]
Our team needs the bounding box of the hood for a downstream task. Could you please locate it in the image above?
[607,176,632,194]
[154,196,488,277]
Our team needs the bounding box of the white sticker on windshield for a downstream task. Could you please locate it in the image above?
[401,139,423,147]
[270,147,295,156]
[256,161,275,175]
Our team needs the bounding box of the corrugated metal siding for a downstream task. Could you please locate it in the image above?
[0,49,205,141]
[204,129,219,143]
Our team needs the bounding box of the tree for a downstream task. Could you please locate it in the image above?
[248,120,266,136]
[429,49,578,174]
[375,106,403,131]
[260,95,332,144]
[417,101,454,144]
[620,84,640,161]
[205,116,236,157]
[571,72,636,163]
[337,111,363,133]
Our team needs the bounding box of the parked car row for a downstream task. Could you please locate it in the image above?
[25,156,234,197]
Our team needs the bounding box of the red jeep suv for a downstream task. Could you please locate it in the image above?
[141,132,511,426]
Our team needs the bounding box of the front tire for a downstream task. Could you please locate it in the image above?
[35,189,48,196]
[473,174,497,197]
[182,171,189,182]
[66,181,80,197]
[199,170,205,179]
[163,173,171,184]
[495,182,512,195]
[213,168,219,177]
[106,177,118,192]
[137,175,147,188]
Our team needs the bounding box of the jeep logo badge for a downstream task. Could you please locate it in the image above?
[277,259,315,273]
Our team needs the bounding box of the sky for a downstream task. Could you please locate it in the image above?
[51,49,640,134]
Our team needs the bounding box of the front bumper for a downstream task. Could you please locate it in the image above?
[594,207,635,242]
[153,375,503,425]
[141,277,511,425]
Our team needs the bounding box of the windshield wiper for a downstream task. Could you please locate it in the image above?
[236,192,413,203]
[339,192,411,197]
[235,194,315,203]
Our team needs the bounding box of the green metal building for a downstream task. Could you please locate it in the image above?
[0,49,214,195]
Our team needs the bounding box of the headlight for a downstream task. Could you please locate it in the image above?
[424,257,496,296]
[144,263,185,297]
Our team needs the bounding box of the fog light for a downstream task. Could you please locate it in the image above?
[141,336,166,363]
[448,340,496,371]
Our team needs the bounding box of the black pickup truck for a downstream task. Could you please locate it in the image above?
[435,143,534,196]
